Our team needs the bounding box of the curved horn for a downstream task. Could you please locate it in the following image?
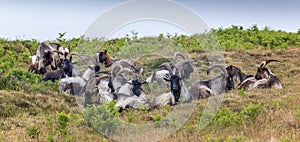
[174,52,186,59]
[159,62,173,75]
[95,70,110,74]
[52,50,64,55]
[67,39,73,53]
[119,60,137,71]
[42,42,56,51]
[259,59,280,68]
[174,60,194,75]
[80,54,97,65]
[207,64,228,77]
[95,75,112,85]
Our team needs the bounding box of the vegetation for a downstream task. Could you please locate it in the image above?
[0,25,300,141]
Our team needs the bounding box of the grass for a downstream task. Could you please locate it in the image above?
[0,30,300,141]
[0,47,299,141]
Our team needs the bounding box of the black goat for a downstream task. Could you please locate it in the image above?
[43,69,65,82]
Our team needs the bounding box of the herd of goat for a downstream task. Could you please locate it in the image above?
[28,41,283,111]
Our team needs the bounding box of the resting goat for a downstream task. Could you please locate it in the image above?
[146,59,194,89]
[174,52,195,81]
[58,64,103,95]
[189,64,233,99]
[84,74,112,107]
[110,59,138,94]
[151,62,192,108]
[226,65,254,89]
[238,60,282,90]
[115,78,150,110]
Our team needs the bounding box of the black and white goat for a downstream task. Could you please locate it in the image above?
[151,62,192,108]
[188,64,233,99]
[146,54,194,88]
[115,78,150,110]
[238,60,282,90]
[36,42,65,74]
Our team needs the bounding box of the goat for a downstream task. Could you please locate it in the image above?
[115,78,150,110]
[36,42,65,73]
[84,74,111,107]
[226,65,254,89]
[28,55,39,74]
[43,52,79,82]
[146,59,194,89]
[110,59,138,94]
[43,69,65,82]
[58,64,104,95]
[189,64,233,99]
[151,62,192,108]
[238,60,282,90]
[98,50,114,68]
[174,52,195,81]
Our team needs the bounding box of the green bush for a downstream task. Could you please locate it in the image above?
[83,101,121,135]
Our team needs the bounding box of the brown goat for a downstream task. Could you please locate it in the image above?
[98,50,114,68]
[238,59,282,90]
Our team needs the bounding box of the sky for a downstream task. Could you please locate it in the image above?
[0,0,299,41]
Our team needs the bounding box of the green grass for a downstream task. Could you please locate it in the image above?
[0,27,300,141]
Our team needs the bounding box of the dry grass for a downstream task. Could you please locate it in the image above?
[1,48,300,142]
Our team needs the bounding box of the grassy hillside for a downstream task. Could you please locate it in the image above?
[0,26,300,141]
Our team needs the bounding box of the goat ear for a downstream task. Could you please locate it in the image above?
[126,80,132,85]
[163,76,170,81]
[104,50,107,54]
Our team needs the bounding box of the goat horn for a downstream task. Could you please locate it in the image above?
[95,75,111,85]
[67,39,73,53]
[79,54,97,65]
[207,64,228,77]
[174,60,194,74]
[159,62,173,75]
[67,52,89,65]
[52,50,64,55]
[120,60,138,71]
[260,59,280,68]
[95,70,110,74]
[174,52,186,59]
[42,42,57,51]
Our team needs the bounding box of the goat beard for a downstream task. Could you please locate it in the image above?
[132,87,142,97]
[172,87,181,102]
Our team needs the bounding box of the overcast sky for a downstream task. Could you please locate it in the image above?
[0,0,299,41]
